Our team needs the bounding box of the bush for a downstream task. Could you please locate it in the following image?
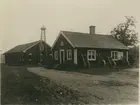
[128,46,139,67]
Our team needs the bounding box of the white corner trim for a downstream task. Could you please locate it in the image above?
[74,49,77,64]
[51,31,75,50]
[23,41,41,53]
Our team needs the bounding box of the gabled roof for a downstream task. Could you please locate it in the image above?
[61,31,128,50]
[4,40,50,54]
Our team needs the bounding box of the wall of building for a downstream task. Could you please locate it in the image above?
[77,48,128,68]
[52,34,74,64]
[5,41,51,66]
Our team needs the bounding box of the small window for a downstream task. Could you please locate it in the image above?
[54,50,58,60]
[87,50,96,61]
[60,41,64,46]
[67,50,72,60]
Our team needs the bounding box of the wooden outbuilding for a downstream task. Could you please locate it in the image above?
[4,26,51,66]
[4,40,51,66]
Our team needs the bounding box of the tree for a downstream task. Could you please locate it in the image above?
[111,16,138,46]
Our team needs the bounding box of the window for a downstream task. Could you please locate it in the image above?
[87,50,96,61]
[111,51,118,60]
[28,53,32,61]
[60,41,64,46]
[119,52,123,59]
[111,51,124,60]
[67,49,72,60]
[54,50,58,60]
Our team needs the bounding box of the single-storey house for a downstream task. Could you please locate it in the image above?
[51,26,129,68]
[4,40,51,66]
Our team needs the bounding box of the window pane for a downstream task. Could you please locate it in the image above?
[67,50,72,59]
[92,51,95,55]
[89,55,91,59]
[92,55,95,59]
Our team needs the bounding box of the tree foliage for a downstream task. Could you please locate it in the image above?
[111,16,138,46]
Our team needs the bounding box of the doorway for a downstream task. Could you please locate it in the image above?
[60,49,65,64]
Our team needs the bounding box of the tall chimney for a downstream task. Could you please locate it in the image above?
[89,26,96,35]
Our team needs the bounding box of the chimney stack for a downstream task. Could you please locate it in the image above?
[89,26,96,35]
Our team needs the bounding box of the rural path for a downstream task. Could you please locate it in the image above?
[28,67,138,104]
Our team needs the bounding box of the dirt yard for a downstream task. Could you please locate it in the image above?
[28,67,139,104]
[1,65,85,104]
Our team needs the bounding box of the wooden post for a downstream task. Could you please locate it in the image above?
[74,49,77,64]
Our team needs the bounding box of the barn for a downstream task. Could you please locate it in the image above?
[4,26,51,66]
[4,40,51,66]
[51,26,129,68]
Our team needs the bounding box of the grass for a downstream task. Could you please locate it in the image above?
[1,64,83,104]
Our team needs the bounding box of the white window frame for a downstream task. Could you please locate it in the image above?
[87,50,96,61]
[54,50,58,60]
[111,51,119,60]
[67,49,72,60]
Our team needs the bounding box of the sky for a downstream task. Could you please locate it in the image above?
[0,0,140,53]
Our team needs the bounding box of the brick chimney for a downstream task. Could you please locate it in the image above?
[89,26,96,35]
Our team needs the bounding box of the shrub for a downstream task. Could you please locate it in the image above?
[128,46,139,67]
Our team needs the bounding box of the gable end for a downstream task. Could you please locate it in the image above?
[51,31,75,50]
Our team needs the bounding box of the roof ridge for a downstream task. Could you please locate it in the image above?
[62,30,89,35]
[18,40,39,46]
[62,30,110,36]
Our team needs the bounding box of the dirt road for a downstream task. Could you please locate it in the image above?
[28,67,138,104]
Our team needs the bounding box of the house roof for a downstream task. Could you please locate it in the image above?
[62,31,129,50]
[4,40,50,54]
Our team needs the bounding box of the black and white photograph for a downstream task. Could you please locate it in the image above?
[0,0,139,104]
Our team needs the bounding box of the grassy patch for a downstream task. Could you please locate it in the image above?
[1,65,85,104]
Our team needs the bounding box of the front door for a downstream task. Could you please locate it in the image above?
[60,49,65,64]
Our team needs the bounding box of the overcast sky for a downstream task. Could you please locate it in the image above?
[0,0,140,53]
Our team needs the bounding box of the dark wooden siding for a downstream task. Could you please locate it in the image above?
[52,34,74,64]
[5,52,23,65]
[5,41,51,66]
[24,42,51,65]
[77,48,127,68]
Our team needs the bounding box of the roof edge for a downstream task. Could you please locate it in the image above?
[51,31,75,50]
[23,40,41,53]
